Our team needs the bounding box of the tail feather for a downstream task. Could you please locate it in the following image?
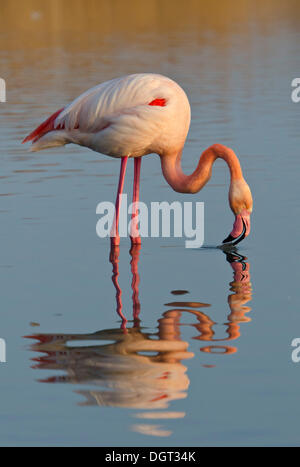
[22,108,64,144]
[29,131,68,152]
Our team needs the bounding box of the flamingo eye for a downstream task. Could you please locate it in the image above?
[148,98,166,107]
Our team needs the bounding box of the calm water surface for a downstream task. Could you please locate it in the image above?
[0,0,300,446]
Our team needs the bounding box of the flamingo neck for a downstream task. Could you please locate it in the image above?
[160,143,244,194]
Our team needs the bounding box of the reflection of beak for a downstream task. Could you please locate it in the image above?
[223,213,250,246]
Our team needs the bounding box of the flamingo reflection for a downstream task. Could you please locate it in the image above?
[196,250,252,356]
[25,245,253,437]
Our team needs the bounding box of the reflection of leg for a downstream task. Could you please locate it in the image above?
[130,157,142,245]
[130,244,141,326]
[109,245,127,330]
[111,156,128,247]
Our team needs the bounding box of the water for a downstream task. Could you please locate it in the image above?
[0,0,300,446]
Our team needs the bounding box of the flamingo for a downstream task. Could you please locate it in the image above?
[23,73,253,246]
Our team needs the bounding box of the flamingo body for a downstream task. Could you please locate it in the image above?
[24,74,191,159]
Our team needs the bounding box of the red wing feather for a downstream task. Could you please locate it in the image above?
[148,98,166,107]
[22,108,64,144]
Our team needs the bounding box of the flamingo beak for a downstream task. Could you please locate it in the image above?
[222,212,251,246]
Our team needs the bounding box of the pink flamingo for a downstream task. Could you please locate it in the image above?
[23,73,253,246]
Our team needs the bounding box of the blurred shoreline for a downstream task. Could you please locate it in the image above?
[1,0,299,50]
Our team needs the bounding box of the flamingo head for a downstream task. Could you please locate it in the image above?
[223,178,253,246]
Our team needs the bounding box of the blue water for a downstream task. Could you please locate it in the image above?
[0,1,300,446]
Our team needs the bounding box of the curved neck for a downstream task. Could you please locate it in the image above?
[160,144,244,194]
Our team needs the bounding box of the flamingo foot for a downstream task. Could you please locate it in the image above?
[109,244,120,263]
[130,235,142,245]
[110,236,120,247]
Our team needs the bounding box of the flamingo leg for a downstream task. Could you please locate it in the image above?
[111,156,128,246]
[130,157,142,245]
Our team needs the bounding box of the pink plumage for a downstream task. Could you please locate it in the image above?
[23,73,253,247]
[23,73,190,157]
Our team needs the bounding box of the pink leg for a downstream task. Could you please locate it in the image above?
[111,156,128,246]
[130,157,142,245]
